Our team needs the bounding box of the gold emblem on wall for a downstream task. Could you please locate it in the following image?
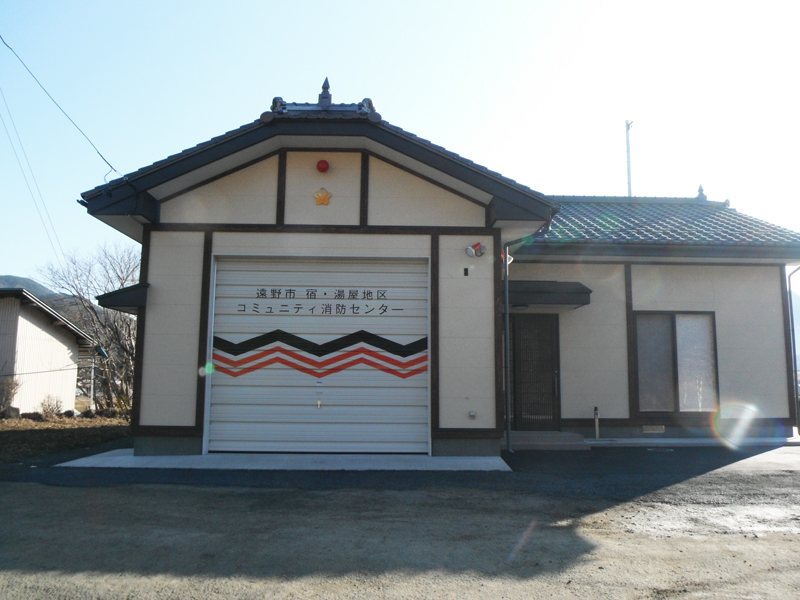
[314,188,332,205]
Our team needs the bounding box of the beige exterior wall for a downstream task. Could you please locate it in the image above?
[160,155,279,224]
[13,304,78,413]
[285,152,361,225]
[510,263,629,419]
[632,265,789,418]
[438,234,496,428]
[368,158,485,227]
[158,151,490,229]
[140,231,206,426]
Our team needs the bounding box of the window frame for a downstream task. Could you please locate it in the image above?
[631,310,721,423]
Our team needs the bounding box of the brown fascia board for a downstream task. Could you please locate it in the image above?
[80,119,553,222]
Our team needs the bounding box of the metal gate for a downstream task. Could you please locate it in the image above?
[511,314,560,431]
[207,257,430,453]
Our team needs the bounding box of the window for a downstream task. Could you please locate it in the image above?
[635,312,718,412]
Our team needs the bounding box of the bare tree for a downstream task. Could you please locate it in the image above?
[40,243,140,412]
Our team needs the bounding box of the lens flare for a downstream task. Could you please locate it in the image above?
[710,403,761,449]
[198,362,216,378]
[508,519,538,563]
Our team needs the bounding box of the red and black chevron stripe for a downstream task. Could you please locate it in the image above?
[212,330,428,379]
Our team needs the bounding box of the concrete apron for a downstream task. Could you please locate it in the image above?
[56,450,512,471]
[502,428,800,450]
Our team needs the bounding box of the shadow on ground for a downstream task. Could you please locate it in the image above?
[0,445,787,581]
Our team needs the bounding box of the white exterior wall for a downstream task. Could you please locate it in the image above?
[438,235,496,428]
[369,158,485,227]
[632,265,789,418]
[139,231,206,426]
[13,304,78,413]
[160,156,279,224]
[511,263,629,419]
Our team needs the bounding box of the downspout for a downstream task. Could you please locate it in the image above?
[504,205,559,453]
[788,266,800,429]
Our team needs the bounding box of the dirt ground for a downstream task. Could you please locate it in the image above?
[0,417,130,463]
[1,447,799,599]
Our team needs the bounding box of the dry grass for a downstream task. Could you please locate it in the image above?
[0,416,130,463]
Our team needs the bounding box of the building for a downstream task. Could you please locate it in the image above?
[82,82,800,455]
[0,289,94,413]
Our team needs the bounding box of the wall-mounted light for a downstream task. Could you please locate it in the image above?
[465,242,484,257]
[317,160,330,173]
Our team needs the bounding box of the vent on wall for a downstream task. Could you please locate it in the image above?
[642,425,665,434]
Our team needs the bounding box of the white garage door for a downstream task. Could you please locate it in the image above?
[208,257,429,453]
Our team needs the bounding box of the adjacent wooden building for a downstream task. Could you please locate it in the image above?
[0,289,94,413]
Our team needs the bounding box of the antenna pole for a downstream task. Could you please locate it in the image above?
[626,120,633,197]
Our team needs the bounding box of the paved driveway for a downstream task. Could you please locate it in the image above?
[1,445,799,599]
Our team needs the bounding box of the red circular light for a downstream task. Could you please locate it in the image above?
[317,160,329,173]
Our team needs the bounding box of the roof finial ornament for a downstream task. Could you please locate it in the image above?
[697,185,707,201]
[319,77,332,107]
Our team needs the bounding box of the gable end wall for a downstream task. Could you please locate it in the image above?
[13,303,79,413]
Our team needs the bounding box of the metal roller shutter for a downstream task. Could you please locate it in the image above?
[208,257,429,453]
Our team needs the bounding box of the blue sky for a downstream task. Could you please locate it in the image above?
[1,1,799,281]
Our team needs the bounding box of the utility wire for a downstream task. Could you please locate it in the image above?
[0,85,66,263]
[0,364,85,377]
[0,32,121,177]
[0,107,64,270]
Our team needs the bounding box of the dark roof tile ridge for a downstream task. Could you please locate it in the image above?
[83,119,263,196]
[549,195,726,206]
[84,95,550,204]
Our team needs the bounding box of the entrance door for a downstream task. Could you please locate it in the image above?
[511,314,560,431]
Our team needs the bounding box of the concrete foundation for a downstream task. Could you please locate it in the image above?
[134,436,203,456]
[562,423,794,440]
[431,438,501,456]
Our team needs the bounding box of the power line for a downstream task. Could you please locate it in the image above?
[0,364,78,377]
[0,105,64,270]
[0,85,66,263]
[0,32,121,177]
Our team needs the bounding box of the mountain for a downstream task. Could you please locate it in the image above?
[0,275,57,299]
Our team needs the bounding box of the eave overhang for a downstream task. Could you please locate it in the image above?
[0,288,95,348]
[96,283,149,315]
[514,243,800,261]
[508,281,592,307]
[81,118,553,238]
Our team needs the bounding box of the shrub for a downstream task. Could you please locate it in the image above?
[0,378,21,412]
[39,395,63,417]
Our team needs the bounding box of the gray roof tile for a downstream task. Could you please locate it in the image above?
[84,84,550,205]
[529,198,800,247]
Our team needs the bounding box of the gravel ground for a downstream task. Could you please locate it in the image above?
[1,446,799,598]
[0,417,130,463]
